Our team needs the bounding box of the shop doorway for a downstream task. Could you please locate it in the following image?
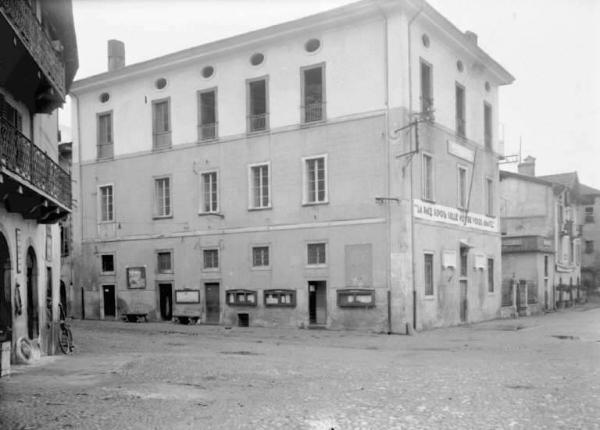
[308,281,327,325]
[103,285,115,318]
[205,283,220,324]
[26,247,39,339]
[0,233,11,342]
[158,283,173,320]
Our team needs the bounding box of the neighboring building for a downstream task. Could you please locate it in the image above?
[0,0,78,361]
[500,157,583,315]
[576,183,600,293]
[70,0,513,331]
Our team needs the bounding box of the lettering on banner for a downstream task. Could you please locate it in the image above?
[413,199,498,233]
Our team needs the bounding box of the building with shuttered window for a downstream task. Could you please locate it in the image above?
[69,0,513,331]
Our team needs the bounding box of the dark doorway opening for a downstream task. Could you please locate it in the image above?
[0,233,11,342]
[204,282,220,324]
[26,247,39,339]
[158,283,173,320]
[46,267,53,324]
[459,280,468,323]
[59,281,67,315]
[238,313,249,327]
[308,281,327,325]
[103,285,115,318]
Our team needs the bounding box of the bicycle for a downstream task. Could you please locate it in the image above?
[57,303,74,354]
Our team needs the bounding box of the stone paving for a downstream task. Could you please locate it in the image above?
[1,304,599,430]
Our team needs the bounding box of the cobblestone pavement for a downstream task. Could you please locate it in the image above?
[1,305,599,430]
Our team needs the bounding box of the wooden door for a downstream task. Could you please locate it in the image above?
[159,283,173,320]
[205,283,220,324]
[103,285,115,317]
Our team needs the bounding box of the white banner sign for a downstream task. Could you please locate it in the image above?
[413,199,498,232]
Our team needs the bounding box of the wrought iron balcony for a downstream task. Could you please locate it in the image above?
[248,114,268,133]
[198,123,217,141]
[303,102,324,123]
[0,0,66,102]
[0,118,71,221]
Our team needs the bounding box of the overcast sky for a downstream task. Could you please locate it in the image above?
[63,0,600,187]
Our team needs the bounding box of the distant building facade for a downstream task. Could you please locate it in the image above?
[500,158,583,315]
[0,0,78,361]
[578,184,600,292]
[70,0,513,331]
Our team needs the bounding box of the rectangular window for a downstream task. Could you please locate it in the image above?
[157,251,172,273]
[455,83,465,137]
[307,243,326,266]
[337,289,375,308]
[424,253,434,296]
[422,153,434,201]
[486,178,494,216]
[226,289,257,306]
[101,254,114,274]
[302,65,324,123]
[252,246,269,267]
[484,102,492,150]
[249,163,270,209]
[585,206,594,223]
[0,95,23,131]
[304,156,327,204]
[152,99,171,150]
[247,78,268,132]
[264,289,296,307]
[420,60,433,114]
[460,247,468,277]
[585,240,594,254]
[458,166,468,209]
[154,177,171,217]
[97,112,113,159]
[198,89,217,141]
[544,255,549,277]
[99,185,114,222]
[487,258,494,292]
[203,249,219,270]
[200,171,218,213]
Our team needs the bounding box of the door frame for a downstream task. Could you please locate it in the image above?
[157,282,173,321]
[101,284,116,320]
[307,280,327,326]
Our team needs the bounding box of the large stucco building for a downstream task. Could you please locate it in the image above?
[0,0,78,366]
[500,158,583,315]
[69,0,513,332]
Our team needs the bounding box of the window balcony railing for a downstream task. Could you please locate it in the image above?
[199,123,217,141]
[303,102,324,123]
[0,0,66,98]
[248,114,268,132]
[0,118,71,208]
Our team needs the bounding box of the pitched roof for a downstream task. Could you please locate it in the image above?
[537,172,579,189]
[499,170,554,187]
[579,183,600,196]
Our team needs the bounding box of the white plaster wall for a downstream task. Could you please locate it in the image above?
[75,17,387,162]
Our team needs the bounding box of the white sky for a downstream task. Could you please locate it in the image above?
[62,0,600,187]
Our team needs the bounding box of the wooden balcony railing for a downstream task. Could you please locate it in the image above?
[0,118,71,208]
[0,0,66,98]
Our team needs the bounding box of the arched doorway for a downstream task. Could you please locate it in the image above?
[26,247,39,339]
[0,233,11,342]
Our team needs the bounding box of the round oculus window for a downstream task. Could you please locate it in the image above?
[422,34,430,47]
[305,38,321,53]
[155,77,167,89]
[99,92,110,103]
[202,65,214,79]
[456,60,464,72]
[250,52,264,66]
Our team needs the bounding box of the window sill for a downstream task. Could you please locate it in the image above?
[198,138,219,145]
[198,212,224,218]
[100,271,115,276]
[300,119,326,127]
[156,271,174,275]
[153,215,173,220]
[248,206,272,211]
[246,129,270,136]
[306,264,327,269]
[202,268,220,273]
[302,201,329,207]
[423,295,436,301]
[251,266,271,271]
[421,198,436,204]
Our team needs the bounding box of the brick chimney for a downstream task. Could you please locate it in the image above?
[464,30,478,45]
[518,156,536,176]
[107,39,125,71]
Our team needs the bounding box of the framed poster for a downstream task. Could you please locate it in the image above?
[126,266,146,289]
[175,289,200,304]
[15,228,22,274]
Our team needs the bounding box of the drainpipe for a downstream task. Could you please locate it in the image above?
[72,93,84,319]
[407,1,424,331]
[376,3,392,334]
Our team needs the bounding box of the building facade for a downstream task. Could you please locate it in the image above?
[0,0,78,363]
[577,184,600,293]
[500,158,583,315]
[70,0,513,331]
